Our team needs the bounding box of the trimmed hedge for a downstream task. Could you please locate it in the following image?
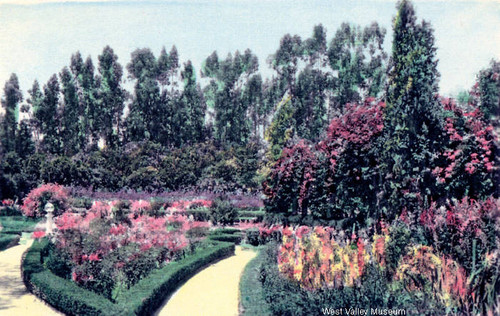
[211,227,240,235]
[209,233,242,244]
[238,210,265,218]
[209,228,243,244]
[22,239,235,316]
[0,234,20,251]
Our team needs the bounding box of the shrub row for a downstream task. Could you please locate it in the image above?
[1,141,261,200]
[23,239,235,315]
[209,228,243,244]
[209,234,242,244]
[211,228,240,235]
[0,234,20,251]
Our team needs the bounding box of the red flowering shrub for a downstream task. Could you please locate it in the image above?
[434,98,497,199]
[1,199,14,206]
[421,197,499,274]
[21,184,70,218]
[264,140,318,220]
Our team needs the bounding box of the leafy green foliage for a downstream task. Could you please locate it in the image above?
[258,243,437,316]
[209,196,238,226]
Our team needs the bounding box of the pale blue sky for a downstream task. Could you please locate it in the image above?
[0,0,499,98]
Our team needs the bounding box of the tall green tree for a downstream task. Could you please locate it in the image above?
[126,48,162,142]
[15,120,35,159]
[60,67,82,155]
[242,74,265,140]
[70,52,99,149]
[176,61,205,146]
[157,46,181,146]
[35,75,62,154]
[328,22,387,111]
[382,0,443,216]
[27,80,44,150]
[202,49,258,145]
[97,46,126,148]
[477,60,500,123]
[1,74,22,153]
[294,67,329,140]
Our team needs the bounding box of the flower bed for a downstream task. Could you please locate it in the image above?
[23,238,234,316]
[42,200,212,301]
[255,223,495,315]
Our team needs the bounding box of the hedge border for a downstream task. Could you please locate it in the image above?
[209,233,242,244]
[0,234,20,251]
[22,239,235,316]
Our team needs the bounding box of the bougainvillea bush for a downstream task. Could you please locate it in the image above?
[21,183,71,218]
[43,200,210,301]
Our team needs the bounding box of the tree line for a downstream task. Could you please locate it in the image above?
[0,0,498,200]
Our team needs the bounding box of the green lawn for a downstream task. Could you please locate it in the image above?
[239,246,271,316]
[0,216,40,234]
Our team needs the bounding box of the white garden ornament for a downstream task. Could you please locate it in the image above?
[45,202,55,235]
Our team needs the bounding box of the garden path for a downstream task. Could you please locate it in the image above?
[0,239,62,316]
[156,246,257,316]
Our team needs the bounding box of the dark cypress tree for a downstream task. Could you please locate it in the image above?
[1,74,22,153]
[27,80,44,150]
[382,0,443,217]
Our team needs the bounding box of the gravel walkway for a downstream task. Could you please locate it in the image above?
[155,246,257,316]
[0,239,62,316]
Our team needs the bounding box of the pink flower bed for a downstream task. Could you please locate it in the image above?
[44,200,210,300]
